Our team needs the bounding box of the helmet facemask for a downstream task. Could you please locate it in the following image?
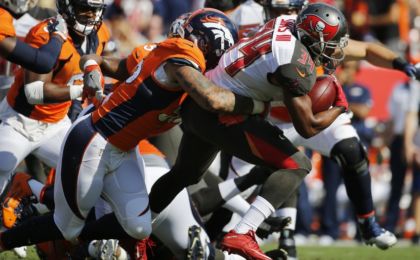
[299,29,348,74]
[58,0,105,36]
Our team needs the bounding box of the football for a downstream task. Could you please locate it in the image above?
[308,75,337,114]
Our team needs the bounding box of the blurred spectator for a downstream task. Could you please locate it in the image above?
[139,14,166,44]
[342,0,369,41]
[153,0,193,32]
[385,78,420,236]
[407,15,420,63]
[366,0,406,56]
[104,0,156,56]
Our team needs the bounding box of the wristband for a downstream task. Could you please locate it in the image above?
[69,84,83,100]
[392,57,409,71]
[83,59,99,70]
[252,100,265,114]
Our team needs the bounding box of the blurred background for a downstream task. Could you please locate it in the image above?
[23,0,420,246]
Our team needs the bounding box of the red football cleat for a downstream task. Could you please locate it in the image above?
[220,230,272,260]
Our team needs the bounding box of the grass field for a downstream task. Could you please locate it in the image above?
[0,243,419,259]
[261,243,420,260]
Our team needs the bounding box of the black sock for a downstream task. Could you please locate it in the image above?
[79,213,131,241]
[342,168,374,215]
[191,187,224,215]
[234,165,272,190]
[1,214,63,249]
[41,185,55,210]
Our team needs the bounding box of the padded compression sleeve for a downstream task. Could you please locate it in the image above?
[7,36,63,74]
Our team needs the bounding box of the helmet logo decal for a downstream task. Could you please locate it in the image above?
[315,21,325,32]
[202,21,235,53]
[297,14,339,41]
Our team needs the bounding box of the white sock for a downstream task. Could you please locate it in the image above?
[218,179,241,201]
[223,251,246,259]
[223,195,251,217]
[33,203,50,214]
[234,196,275,234]
[276,207,297,230]
[28,179,44,202]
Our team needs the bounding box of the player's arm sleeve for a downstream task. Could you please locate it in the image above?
[6,35,63,74]
[271,62,316,97]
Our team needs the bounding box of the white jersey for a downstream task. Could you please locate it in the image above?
[227,0,264,38]
[206,15,316,102]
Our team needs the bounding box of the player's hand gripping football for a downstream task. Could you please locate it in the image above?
[83,60,105,104]
[47,15,68,41]
[332,77,348,112]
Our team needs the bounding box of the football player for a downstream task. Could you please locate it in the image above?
[189,1,396,259]
[149,2,349,259]
[0,0,67,74]
[149,2,420,259]
[0,0,109,240]
[0,8,265,250]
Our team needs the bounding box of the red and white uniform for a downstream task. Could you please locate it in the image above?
[207,15,315,102]
[207,15,360,230]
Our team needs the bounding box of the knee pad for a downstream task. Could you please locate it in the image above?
[330,137,368,175]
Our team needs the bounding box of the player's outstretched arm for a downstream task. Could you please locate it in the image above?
[344,39,420,80]
[166,62,266,115]
[0,15,67,74]
[80,54,129,81]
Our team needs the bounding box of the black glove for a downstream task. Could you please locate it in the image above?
[256,216,292,239]
[393,58,420,80]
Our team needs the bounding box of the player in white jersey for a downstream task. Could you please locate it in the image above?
[149,3,349,259]
[151,4,418,259]
[192,1,402,258]
[226,0,265,38]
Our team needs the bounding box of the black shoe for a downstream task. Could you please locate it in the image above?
[279,229,297,260]
[256,216,292,239]
[265,248,288,260]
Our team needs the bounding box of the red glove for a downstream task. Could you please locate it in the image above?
[333,78,348,112]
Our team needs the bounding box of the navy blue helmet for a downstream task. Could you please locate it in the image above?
[180,8,239,70]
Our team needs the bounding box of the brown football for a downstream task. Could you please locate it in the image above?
[308,75,337,114]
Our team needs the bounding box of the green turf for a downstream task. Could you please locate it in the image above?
[1,244,419,259]
[0,247,39,260]
[262,244,420,260]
